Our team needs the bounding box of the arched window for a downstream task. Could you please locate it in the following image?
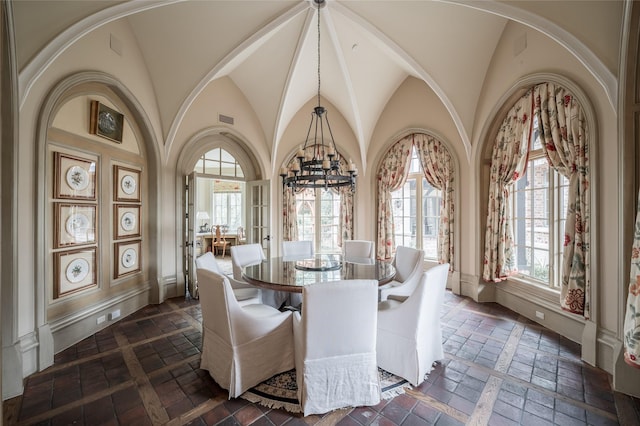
[391,146,442,259]
[483,82,591,318]
[193,148,245,234]
[377,133,455,266]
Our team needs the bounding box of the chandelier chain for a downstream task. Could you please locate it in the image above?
[317,3,321,108]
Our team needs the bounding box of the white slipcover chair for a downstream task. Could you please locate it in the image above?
[376,263,449,386]
[379,246,424,301]
[282,240,314,260]
[293,279,381,416]
[343,240,375,263]
[230,244,287,308]
[197,268,294,398]
[195,252,260,306]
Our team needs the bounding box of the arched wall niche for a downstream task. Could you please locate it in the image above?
[34,71,162,371]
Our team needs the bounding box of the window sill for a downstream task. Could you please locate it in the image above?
[496,277,585,323]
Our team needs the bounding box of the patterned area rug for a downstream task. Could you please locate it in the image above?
[240,368,411,414]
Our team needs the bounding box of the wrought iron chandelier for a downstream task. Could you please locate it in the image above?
[280,0,357,192]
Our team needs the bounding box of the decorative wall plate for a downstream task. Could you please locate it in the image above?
[66,258,90,283]
[121,212,136,231]
[66,166,89,191]
[121,248,137,268]
[121,175,136,195]
[65,212,90,238]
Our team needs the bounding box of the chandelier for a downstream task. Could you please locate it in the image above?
[280,0,357,192]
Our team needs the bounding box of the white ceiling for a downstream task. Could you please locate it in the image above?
[13,1,620,162]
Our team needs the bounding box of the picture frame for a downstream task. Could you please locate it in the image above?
[54,247,97,299]
[54,203,97,248]
[114,240,141,278]
[114,165,141,202]
[114,204,141,239]
[54,152,97,200]
[90,100,124,143]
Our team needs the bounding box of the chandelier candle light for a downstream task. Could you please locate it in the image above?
[280,0,358,192]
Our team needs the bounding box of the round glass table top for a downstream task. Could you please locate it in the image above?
[242,254,396,293]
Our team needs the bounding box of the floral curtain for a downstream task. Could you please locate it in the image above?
[483,90,534,282]
[339,185,354,246]
[282,185,298,241]
[534,83,590,318]
[376,136,413,260]
[414,133,455,268]
[624,187,640,369]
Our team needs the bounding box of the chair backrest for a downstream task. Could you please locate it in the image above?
[282,240,314,260]
[194,252,222,274]
[301,280,378,359]
[414,264,448,339]
[196,268,237,344]
[343,240,375,262]
[393,246,424,283]
[237,226,246,242]
[230,243,266,280]
[214,225,227,243]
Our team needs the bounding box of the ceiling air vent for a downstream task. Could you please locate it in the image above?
[218,114,234,125]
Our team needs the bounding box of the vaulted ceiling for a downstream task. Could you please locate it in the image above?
[13,1,620,162]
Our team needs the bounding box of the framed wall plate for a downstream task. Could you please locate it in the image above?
[114,165,141,202]
[90,100,124,143]
[114,204,141,239]
[53,247,97,299]
[54,203,97,248]
[54,152,97,200]
[114,240,141,278]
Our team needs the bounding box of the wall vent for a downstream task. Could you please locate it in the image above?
[218,114,234,125]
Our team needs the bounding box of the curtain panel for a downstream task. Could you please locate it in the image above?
[482,90,534,282]
[624,187,640,369]
[282,185,298,241]
[376,136,413,260]
[413,134,455,268]
[534,83,590,318]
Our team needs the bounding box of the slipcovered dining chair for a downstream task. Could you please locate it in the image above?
[293,279,380,416]
[282,240,314,260]
[195,252,260,306]
[376,263,449,386]
[343,240,375,263]
[197,268,294,398]
[230,244,287,308]
[379,245,424,301]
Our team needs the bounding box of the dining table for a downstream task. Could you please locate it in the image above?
[242,253,396,293]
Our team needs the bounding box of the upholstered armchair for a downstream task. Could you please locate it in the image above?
[376,264,449,386]
[197,268,294,398]
[293,279,380,416]
[379,245,424,301]
[195,252,260,305]
[343,240,375,263]
[282,240,314,260]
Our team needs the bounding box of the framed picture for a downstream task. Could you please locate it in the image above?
[115,240,141,278]
[54,203,97,248]
[54,152,97,200]
[114,165,141,202]
[54,248,97,299]
[90,100,124,143]
[114,204,141,239]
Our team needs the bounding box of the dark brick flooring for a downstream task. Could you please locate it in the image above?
[4,291,640,425]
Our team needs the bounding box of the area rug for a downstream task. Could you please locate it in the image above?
[239,368,411,414]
